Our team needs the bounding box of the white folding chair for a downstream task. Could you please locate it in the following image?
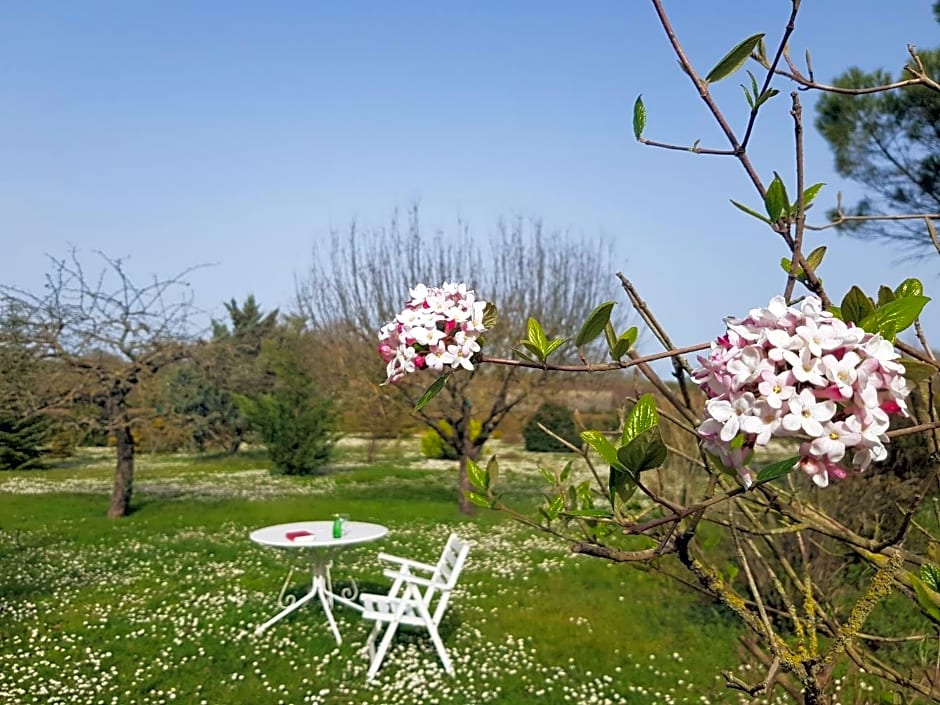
[359,533,470,680]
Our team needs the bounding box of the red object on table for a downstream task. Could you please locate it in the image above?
[286,530,314,541]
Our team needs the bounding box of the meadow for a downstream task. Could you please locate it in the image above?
[0,439,873,705]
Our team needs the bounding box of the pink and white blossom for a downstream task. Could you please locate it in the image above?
[693,295,911,488]
[378,282,489,384]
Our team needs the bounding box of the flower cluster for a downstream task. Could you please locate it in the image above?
[378,282,489,384]
[693,295,911,488]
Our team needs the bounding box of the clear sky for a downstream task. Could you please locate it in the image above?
[2,1,938,364]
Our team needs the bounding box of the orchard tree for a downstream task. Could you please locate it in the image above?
[812,2,940,253]
[295,208,631,514]
[377,4,940,705]
[0,250,200,517]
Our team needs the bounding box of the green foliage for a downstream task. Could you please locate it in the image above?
[420,419,482,460]
[238,349,338,475]
[0,411,49,470]
[523,402,580,453]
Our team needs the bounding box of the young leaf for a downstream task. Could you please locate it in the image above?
[730,199,772,224]
[753,87,779,109]
[576,301,616,348]
[805,245,826,270]
[414,373,450,412]
[840,286,875,325]
[895,278,924,299]
[860,295,931,341]
[747,70,759,100]
[467,458,487,491]
[486,455,500,490]
[617,426,667,474]
[465,491,492,508]
[483,302,498,330]
[827,305,843,321]
[740,83,754,109]
[755,455,800,484]
[705,32,765,84]
[633,95,646,140]
[604,320,618,351]
[801,182,825,208]
[877,285,896,307]
[764,173,789,221]
[622,393,659,445]
[902,359,938,383]
[580,430,622,468]
[543,337,568,358]
[527,317,548,352]
[922,563,940,593]
[912,575,940,624]
[610,327,637,360]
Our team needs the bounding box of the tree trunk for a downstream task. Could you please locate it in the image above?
[457,452,475,515]
[107,422,135,518]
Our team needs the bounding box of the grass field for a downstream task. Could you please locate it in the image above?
[0,439,816,705]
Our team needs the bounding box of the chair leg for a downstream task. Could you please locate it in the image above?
[365,620,381,661]
[366,621,399,681]
[418,603,454,676]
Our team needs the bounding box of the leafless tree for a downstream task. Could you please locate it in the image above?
[295,206,627,513]
[1,249,201,517]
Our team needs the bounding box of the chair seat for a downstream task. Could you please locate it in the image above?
[359,533,470,680]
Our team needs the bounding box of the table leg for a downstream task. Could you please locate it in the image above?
[254,552,345,644]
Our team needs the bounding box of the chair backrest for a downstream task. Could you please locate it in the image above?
[426,533,470,625]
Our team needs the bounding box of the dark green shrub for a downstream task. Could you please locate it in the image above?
[238,358,338,475]
[523,402,579,452]
[0,411,50,470]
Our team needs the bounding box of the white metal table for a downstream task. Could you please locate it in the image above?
[250,520,389,644]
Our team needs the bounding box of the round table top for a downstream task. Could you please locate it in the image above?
[249,520,389,549]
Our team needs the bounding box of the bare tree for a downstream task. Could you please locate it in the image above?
[295,206,627,513]
[0,249,201,517]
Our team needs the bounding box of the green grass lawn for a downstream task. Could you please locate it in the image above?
[0,439,790,705]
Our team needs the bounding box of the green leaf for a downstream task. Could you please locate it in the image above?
[608,465,637,510]
[617,426,667,474]
[560,460,573,484]
[805,245,826,270]
[903,359,938,383]
[467,458,486,491]
[486,455,499,490]
[877,285,896,307]
[632,95,646,140]
[922,563,940,593]
[527,317,548,353]
[562,508,614,519]
[546,494,565,519]
[764,172,789,221]
[801,182,825,208]
[827,305,843,321]
[753,87,779,109]
[604,320,617,351]
[740,83,754,109]
[860,295,931,341]
[747,70,759,100]
[576,301,616,348]
[840,286,875,325]
[414,374,450,412]
[482,302,498,330]
[543,337,567,358]
[895,278,924,299]
[464,491,492,508]
[705,32,765,84]
[755,455,800,484]
[622,393,659,445]
[610,327,638,360]
[912,575,940,623]
[580,430,622,468]
[538,465,554,484]
[730,199,771,224]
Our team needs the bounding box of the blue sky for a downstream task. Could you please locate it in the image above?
[2,1,938,362]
